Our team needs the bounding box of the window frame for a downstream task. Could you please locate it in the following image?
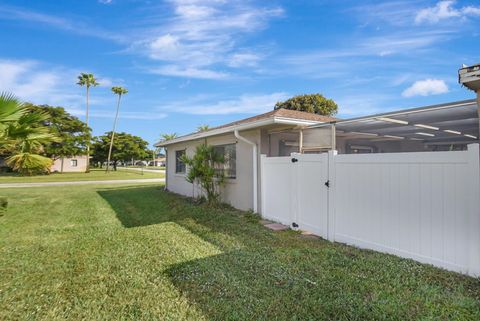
[175,149,186,174]
[213,143,237,179]
[70,159,78,167]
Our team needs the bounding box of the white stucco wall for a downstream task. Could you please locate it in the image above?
[165,129,261,211]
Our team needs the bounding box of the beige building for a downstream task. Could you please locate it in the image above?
[51,156,88,173]
[156,109,335,212]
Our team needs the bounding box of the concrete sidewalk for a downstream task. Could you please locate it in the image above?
[0,178,165,188]
[118,167,166,174]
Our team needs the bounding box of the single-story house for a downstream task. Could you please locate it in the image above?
[156,99,479,214]
[51,156,88,173]
[156,108,336,211]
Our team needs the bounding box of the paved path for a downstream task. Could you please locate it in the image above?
[118,167,166,174]
[0,178,165,188]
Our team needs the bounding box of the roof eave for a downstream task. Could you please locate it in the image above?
[155,117,324,147]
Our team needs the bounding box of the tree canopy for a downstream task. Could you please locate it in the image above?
[92,132,149,166]
[25,104,89,158]
[274,94,338,116]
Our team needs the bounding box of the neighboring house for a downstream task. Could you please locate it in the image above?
[149,157,166,167]
[156,108,336,211]
[51,156,88,173]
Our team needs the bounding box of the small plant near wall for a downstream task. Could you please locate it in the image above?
[181,144,225,206]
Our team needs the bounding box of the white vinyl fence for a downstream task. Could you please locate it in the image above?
[260,144,480,276]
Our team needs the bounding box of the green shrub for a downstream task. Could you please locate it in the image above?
[181,144,225,206]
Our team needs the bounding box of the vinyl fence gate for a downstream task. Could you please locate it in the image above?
[260,144,480,277]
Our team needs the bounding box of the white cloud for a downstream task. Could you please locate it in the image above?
[150,65,228,80]
[0,4,123,41]
[0,59,80,107]
[99,0,113,4]
[402,79,449,97]
[68,107,167,120]
[227,52,262,68]
[0,58,119,116]
[161,92,289,114]
[415,1,480,24]
[133,0,283,78]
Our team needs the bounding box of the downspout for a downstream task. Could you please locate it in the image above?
[476,91,480,137]
[164,147,168,191]
[234,129,258,213]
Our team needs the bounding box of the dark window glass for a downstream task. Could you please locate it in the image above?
[175,150,186,173]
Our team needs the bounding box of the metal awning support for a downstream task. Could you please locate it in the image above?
[331,123,336,150]
[299,129,304,153]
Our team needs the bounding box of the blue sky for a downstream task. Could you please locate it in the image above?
[0,0,479,146]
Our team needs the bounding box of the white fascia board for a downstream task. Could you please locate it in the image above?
[155,117,324,147]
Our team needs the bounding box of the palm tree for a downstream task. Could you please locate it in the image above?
[77,73,99,172]
[106,86,128,172]
[0,92,27,150]
[160,133,178,142]
[197,124,210,132]
[1,93,59,175]
[157,133,178,155]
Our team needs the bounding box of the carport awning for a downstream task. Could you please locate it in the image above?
[331,99,479,144]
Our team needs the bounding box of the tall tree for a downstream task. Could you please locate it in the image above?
[274,94,338,116]
[92,132,149,170]
[25,104,89,172]
[0,93,59,175]
[77,73,99,172]
[106,86,128,173]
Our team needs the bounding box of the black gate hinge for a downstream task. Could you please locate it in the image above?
[324,180,330,188]
[291,158,298,163]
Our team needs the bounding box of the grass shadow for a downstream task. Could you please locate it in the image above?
[96,185,276,251]
[98,185,480,321]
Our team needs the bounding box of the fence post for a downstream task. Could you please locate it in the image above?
[327,150,337,242]
[467,143,480,276]
[260,155,267,216]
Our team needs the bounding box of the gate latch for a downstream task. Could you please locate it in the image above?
[324,180,330,188]
[291,158,298,163]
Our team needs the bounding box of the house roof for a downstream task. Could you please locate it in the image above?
[155,108,336,147]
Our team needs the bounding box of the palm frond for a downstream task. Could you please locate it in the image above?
[0,92,27,124]
[5,153,53,176]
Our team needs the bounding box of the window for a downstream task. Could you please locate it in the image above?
[70,159,78,167]
[213,143,236,179]
[175,150,186,173]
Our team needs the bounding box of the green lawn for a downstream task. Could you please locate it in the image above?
[0,168,164,183]
[0,184,479,320]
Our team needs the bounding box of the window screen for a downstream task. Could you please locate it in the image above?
[213,144,236,178]
[175,150,186,173]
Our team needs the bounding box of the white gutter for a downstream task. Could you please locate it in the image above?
[234,129,258,213]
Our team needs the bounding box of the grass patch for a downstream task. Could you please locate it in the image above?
[0,168,164,183]
[0,184,479,320]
